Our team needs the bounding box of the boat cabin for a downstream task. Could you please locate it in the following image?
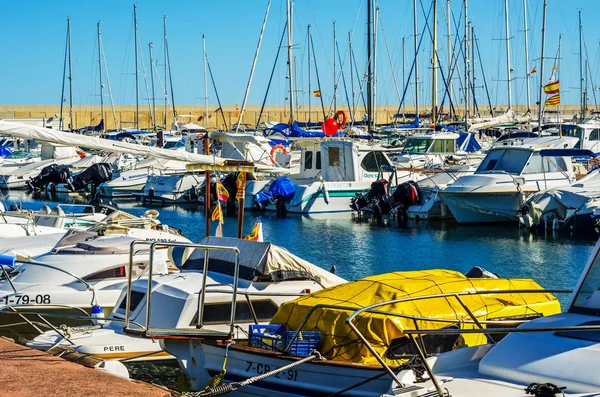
[560,122,600,152]
[296,140,393,182]
[401,133,459,155]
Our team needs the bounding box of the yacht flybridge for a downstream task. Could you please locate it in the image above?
[439,136,579,223]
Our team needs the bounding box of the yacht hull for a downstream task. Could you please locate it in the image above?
[439,191,528,223]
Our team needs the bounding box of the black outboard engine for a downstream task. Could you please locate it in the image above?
[254,176,296,217]
[350,179,391,219]
[27,164,71,191]
[85,196,119,215]
[70,163,113,194]
[389,180,421,224]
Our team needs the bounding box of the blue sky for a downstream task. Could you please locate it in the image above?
[0,0,599,108]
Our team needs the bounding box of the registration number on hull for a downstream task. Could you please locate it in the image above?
[3,294,51,305]
[245,361,298,381]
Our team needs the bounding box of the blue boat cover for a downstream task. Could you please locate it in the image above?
[389,117,420,129]
[456,131,482,152]
[75,119,104,134]
[540,149,597,158]
[254,176,296,204]
[0,146,12,157]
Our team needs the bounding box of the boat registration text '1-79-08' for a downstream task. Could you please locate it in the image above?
[245,361,299,381]
[3,294,51,305]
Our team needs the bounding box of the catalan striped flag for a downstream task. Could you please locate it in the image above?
[545,94,560,106]
[211,202,223,223]
[544,80,560,94]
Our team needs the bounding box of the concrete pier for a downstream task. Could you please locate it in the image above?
[0,337,173,397]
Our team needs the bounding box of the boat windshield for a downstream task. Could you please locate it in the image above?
[570,248,600,317]
[6,151,35,159]
[476,149,532,175]
[163,140,185,150]
[402,138,432,154]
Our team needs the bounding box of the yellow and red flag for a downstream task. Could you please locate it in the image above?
[544,80,560,94]
[211,202,223,223]
[545,94,560,106]
[236,172,247,200]
[243,221,262,241]
[529,66,537,75]
[216,180,229,202]
[313,90,321,98]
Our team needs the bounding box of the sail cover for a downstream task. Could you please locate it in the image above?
[174,236,345,288]
[0,120,224,166]
[271,269,559,366]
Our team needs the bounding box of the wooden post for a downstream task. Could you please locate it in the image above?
[204,135,211,237]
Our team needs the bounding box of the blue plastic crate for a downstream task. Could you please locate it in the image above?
[248,324,321,357]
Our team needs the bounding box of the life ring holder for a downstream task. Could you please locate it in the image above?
[335,110,348,128]
[270,144,288,164]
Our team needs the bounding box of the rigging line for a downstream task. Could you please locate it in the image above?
[326,0,365,115]
[379,14,403,105]
[336,41,353,124]
[59,20,69,131]
[582,36,598,112]
[137,31,153,127]
[310,32,326,120]
[256,22,287,128]
[99,32,119,129]
[351,45,367,123]
[393,2,432,121]
[166,38,177,121]
[474,29,495,118]
[207,56,228,131]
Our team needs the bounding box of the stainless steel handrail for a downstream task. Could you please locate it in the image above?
[124,241,241,339]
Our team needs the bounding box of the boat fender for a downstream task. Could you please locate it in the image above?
[270,144,287,164]
[0,254,16,268]
[320,182,330,204]
[97,360,130,379]
[91,304,105,326]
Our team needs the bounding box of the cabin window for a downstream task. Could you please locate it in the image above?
[477,149,531,175]
[304,151,313,170]
[190,299,279,325]
[84,266,126,281]
[315,151,322,170]
[590,129,600,141]
[429,139,455,153]
[403,139,431,154]
[522,154,568,174]
[328,147,341,166]
[570,250,600,316]
[361,151,391,172]
[117,290,145,312]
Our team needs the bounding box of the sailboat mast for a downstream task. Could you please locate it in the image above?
[579,10,584,120]
[367,0,373,130]
[373,5,378,127]
[558,34,562,124]
[537,0,547,131]
[97,22,105,133]
[523,0,531,112]
[431,0,437,124]
[413,0,419,121]
[163,16,168,129]
[134,4,139,130]
[333,21,337,113]
[504,0,512,110]
[286,0,294,122]
[149,42,156,133]
[67,18,73,131]
[446,0,452,119]
[203,34,209,129]
[349,31,355,120]
[308,25,312,123]
[471,24,475,115]
[59,19,68,131]
[464,0,469,130]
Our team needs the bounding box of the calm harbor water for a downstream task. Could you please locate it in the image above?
[15,191,596,301]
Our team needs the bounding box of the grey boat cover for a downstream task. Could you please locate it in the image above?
[176,236,344,287]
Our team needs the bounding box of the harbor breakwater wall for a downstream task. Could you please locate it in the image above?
[0,104,582,130]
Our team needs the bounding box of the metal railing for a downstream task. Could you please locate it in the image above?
[123,240,242,339]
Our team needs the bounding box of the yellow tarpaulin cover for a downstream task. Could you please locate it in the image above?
[271,269,560,366]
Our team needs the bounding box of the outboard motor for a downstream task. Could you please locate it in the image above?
[27,164,71,191]
[350,179,392,220]
[70,163,113,195]
[254,176,296,216]
[389,180,421,224]
[85,197,119,215]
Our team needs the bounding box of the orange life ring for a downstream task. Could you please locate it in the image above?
[335,110,348,128]
[270,144,287,164]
